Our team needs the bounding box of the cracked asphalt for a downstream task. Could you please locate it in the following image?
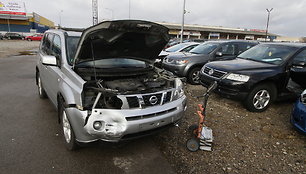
[0,52,175,174]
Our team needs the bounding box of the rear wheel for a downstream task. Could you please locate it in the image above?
[187,67,201,85]
[244,83,276,112]
[27,38,32,41]
[37,72,47,99]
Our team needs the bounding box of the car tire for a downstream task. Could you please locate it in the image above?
[27,38,32,41]
[244,83,277,112]
[37,72,47,99]
[59,99,78,151]
[187,67,201,85]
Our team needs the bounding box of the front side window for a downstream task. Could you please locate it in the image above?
[66,36,80,65]
[51,35,61,58]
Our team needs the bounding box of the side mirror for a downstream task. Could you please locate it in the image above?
[41,55,57,66]
[215,52,223,57]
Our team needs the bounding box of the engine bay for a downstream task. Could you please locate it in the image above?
[76,67,176,110]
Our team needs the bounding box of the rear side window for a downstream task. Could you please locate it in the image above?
[41,33,53,55]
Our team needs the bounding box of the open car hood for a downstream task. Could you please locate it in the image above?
[73,20,169,66]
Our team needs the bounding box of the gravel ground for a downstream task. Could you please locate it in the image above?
[0,40,40,58]
[154,84,306,174]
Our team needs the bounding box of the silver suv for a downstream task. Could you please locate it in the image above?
[36,20,187,150]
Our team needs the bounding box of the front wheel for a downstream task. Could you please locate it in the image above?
[244,83,276,112]
[187,67,201,85]
[59,101,78,151]
[27,38,32,41]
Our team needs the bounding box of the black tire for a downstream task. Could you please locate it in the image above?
[188,124,198,137]
[59,99,78,151]
[27,38,32,41]
[244,83,277,112]
[186,137,199,152]
[37,72,47,99]
[187,67,201,85]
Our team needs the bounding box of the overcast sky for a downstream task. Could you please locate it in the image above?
[25,0,306,37]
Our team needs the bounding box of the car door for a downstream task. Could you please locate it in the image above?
[43,34,63,105]
[38,33,53,97]
[290,49,306,88]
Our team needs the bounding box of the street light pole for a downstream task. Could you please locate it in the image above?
[59,10,63,27]
[180,0,186,43]
[265,8,273,42]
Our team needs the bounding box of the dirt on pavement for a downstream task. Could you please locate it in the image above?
[154,84,306,174]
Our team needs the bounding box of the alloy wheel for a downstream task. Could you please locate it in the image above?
[252,89,270,110]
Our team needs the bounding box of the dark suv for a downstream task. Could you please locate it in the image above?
[162,40,258,84]
[199,43,306,112]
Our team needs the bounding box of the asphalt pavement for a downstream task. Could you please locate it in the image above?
[0,54,175,174]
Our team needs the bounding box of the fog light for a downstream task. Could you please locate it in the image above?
[93,121,103,130]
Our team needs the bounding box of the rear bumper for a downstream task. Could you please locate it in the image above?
[66,95,187,143]
[291,100,306,135]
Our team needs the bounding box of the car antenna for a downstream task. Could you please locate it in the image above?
[90,38,98,82]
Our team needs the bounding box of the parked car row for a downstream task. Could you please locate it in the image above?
[164,40,306,134]
[0,32,43,41]
[162,40,259,84]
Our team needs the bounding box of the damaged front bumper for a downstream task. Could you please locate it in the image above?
[65,95,187,143]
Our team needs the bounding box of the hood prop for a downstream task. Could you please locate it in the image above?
[90,38,98,82]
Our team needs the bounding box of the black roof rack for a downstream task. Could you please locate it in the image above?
[60,27,85,32]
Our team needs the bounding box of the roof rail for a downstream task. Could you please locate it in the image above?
[60,27,85,32]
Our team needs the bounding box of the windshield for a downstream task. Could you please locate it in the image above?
[76,58,148,69]
[238,45,298,65]
[165,43,189,52]
[66,36,80,65]
[189,43,218,54]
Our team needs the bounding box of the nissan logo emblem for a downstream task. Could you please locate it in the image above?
[149,95,158,105]
[208,69,214,75]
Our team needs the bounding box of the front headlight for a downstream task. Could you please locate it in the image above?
[173,79,185,100]
[175,59,188,65]
[226,73,250,82]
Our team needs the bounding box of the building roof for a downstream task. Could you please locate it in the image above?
[157,22,278,36]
